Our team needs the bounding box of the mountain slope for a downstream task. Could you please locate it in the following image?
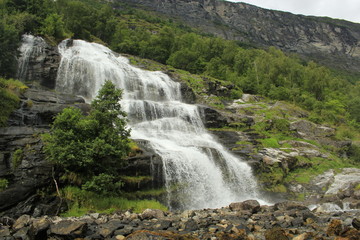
[120,0,360,73]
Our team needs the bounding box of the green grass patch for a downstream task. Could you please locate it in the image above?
[285,156,356,184]
[121,175,152,184]
[260,138,281,148]
[61,186,167,217]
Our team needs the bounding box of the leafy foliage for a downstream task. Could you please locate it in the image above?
[0,178,8,192]
[1,0,360,127]
[0,77,27,126]
[12,148,23,169]
[43,80,130,193]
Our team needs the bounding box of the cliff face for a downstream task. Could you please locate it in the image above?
[121,0,360,73]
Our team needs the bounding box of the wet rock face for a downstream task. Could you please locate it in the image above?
[1,200,360,240]
[121,0,360,73]
[17,35,60,89]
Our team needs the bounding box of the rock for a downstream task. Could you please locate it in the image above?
[274,201,308,211]
[0,226,11,238]
[125,230,197,240]
[290,120,335,139]
[326,168,360,196]
[264,227,289,240]
[352,218,360,230]
[13,215,31,231]
[199,106,228,128]
[121,0,360,74]
[141,209,165,220]
[327,219,343,236]
[32,216,51,234]
[311,170,335,190]
[229,200,260,213]
[17,34,60,89]
[180,219,198,231]
[98,219,125,238]
[49,220,87,236]
[13,227,30,240]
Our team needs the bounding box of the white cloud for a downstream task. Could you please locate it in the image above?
[227,0,360,23]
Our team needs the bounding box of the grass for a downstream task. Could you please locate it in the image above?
[260,138,281,148]
[61,186,168,217]
[285,156,356,184]
[121,175,152,184]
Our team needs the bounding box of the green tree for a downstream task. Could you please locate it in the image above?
[43,81,131,185]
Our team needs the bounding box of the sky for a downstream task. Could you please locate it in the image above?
[228,0,360,23]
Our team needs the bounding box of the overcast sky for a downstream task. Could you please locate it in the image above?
[228,0,360,23]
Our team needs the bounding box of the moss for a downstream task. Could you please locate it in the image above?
[354,183,360,191]
[0,178,8,192]
[12,149,23,170]
[257,163,285,188]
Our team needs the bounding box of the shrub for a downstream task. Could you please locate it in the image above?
[82,173,123,195]
[0,179,8,192]
[43,81,131,187]
[12,149,23,169]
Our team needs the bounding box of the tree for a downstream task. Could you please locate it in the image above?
[43,81,131,190]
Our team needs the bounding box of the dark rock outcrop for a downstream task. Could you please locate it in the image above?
[120,0,360,73]
[198,105,228,128]
[0,89,90,216]
[17,35,60,89]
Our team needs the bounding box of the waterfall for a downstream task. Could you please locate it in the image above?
[55,39,264,210]
[17,34,47,81]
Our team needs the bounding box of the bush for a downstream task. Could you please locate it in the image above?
[0,78,27,126]
[12,148,23,169]
[43,81,131,187]
[82,173,123,195]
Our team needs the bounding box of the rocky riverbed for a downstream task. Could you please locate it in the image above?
[0,200,359,240]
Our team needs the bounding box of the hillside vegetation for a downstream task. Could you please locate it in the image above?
[1,0,360,127]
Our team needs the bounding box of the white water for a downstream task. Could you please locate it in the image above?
[17,34,47,81]
[55,39,264,210]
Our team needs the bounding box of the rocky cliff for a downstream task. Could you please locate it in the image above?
[120,0,360,73]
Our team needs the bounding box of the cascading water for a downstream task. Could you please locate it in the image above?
[17,34,47,81]
[55,39,264,210]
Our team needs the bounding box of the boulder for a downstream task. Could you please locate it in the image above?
[229,200,261,213]
[274,201,308,211]
[326,219,343,236]
[325,168,360,196]
[49,220,87,236]
[141,209,165,220]
[290,120,335,139]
